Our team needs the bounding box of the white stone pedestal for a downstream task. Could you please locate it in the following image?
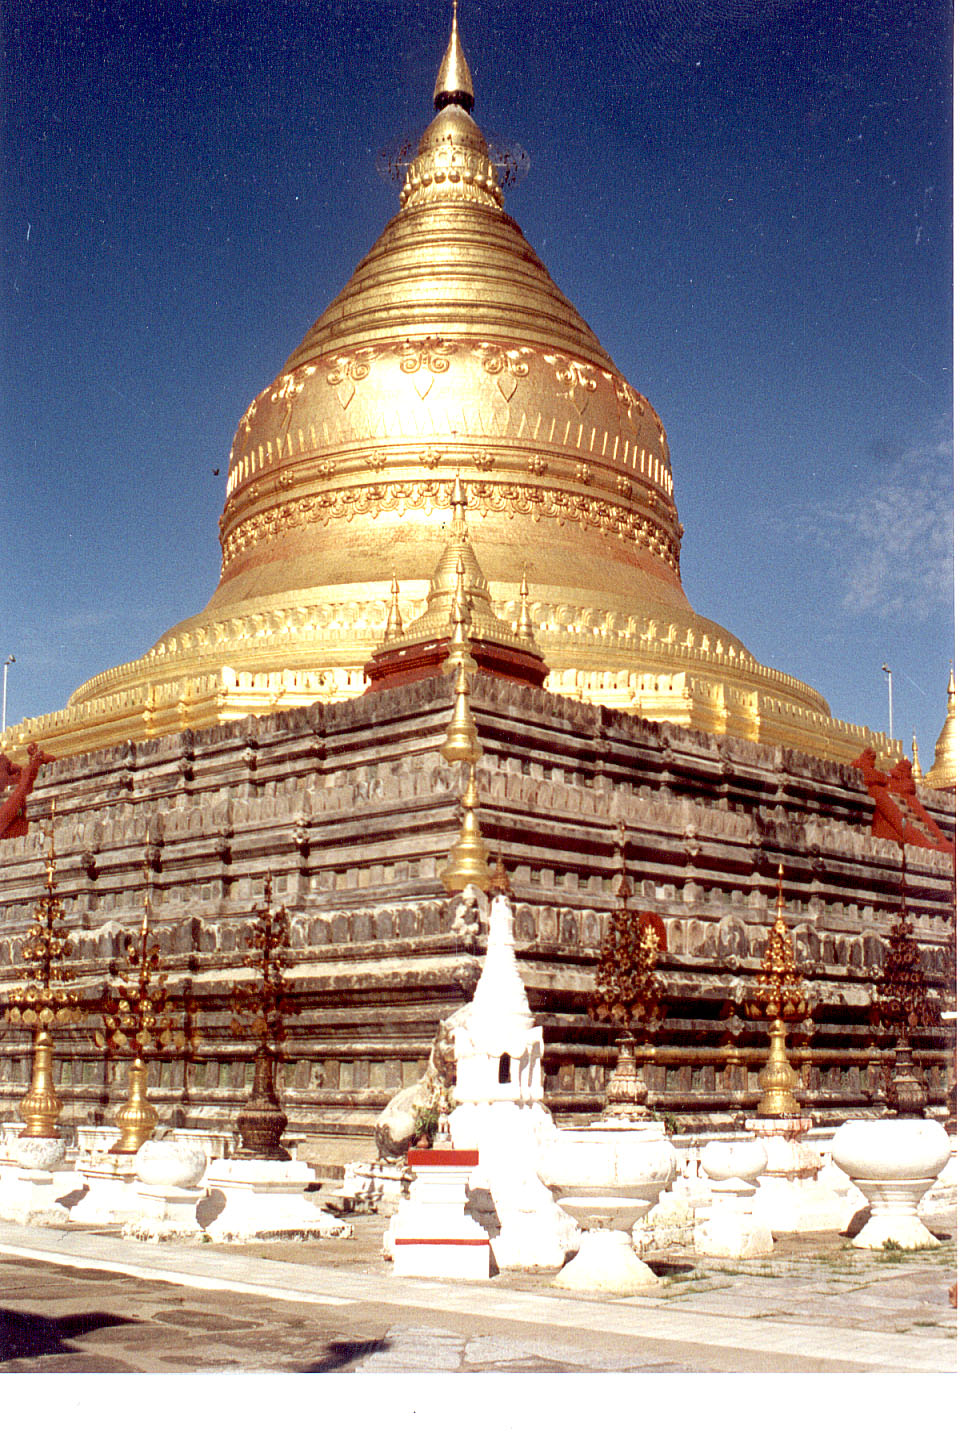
[450,1103,579,1269]
[694,1138,773,1259]
[122,1184,205,1242]
[695,1177,774,1259]
[553,1229,656,1292]
[388,1149,493,1280]
[198,1159,352,1242]
[747,1121,858,1233]
[0,1165,80,1225]
[69,1155,142,1224]
[537,1121,676,1294]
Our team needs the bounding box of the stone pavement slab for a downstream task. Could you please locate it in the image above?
[0,1214,955,1373]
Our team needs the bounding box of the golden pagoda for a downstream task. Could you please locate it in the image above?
[924,668,956,791]
[3,8,897,767]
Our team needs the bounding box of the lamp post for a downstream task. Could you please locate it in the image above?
[881,663,893,738]
[2,654,14,732]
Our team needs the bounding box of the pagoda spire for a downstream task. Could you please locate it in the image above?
[382,573,404,644]
[924,665,957,791]
[434,1,475,113]
[515,566,536,648]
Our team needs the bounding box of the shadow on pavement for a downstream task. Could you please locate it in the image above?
[300,1337,390,1371]
[0,1308,138,1363]
[648,1260,697,1278]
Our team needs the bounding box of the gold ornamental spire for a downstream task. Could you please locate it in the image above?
[441,622,482,767]
[382,573,404,644]
[1,798,83,1139]
[441,761,491,893]
[515,566,537,648]
[434,1,475,112]
[911,733,922,781]
[924,666,956,791]
[440,566,490,891]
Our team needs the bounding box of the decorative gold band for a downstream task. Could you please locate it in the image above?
[220,477,681,577]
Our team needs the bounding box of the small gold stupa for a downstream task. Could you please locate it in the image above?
[4,7,897,765]
[923,668,956,792]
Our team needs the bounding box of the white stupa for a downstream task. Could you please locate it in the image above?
[449,874,579,1269]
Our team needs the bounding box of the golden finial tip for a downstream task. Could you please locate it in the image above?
[434,1,475,113]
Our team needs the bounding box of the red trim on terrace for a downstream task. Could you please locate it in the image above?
[394,1238,490,1246]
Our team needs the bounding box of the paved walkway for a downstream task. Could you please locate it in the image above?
[0,1209,956,1373]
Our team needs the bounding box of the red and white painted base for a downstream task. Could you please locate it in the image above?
[388,1149,493,1280]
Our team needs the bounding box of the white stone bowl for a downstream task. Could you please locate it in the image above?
[700,1139,767,1185]
[537,1121,676,1231]
[831,1119,951,1183]
[135,1139,207,1189]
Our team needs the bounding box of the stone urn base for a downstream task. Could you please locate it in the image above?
[849,1179,945,1251]
[552,1229,658,1293]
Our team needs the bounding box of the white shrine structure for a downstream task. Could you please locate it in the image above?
[448,884,579,1269]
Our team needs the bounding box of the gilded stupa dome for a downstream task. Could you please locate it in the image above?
[924,669,956,791]
[3,7,898,766]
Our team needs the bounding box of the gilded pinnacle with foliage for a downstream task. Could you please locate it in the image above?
[745,867,811,1118]
[230,874,296,1048]
[1,808,83,1138]
[94,851,186,1061]
[1,808,82,1034]
[231,874,299,1159]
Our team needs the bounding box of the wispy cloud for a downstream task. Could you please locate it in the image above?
[793,420,953,622]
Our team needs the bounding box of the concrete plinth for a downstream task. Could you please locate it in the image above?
[199,1158,352,1242]
[388,1149,493,1280]
[0,1165,81,1226]
[122,1183,205,1242]
[69,1155,141,1224]
[745,1123,857,1233]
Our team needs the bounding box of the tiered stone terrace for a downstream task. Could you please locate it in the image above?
[0,677,954,1144]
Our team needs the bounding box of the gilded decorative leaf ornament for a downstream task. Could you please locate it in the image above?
[587,862,667,1119]
[868,857,941,1115]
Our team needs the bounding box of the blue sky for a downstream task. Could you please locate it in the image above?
[0,0,952,764]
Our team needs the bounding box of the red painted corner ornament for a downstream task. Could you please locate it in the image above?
[0,742,54,841]
[852,749,954,856]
